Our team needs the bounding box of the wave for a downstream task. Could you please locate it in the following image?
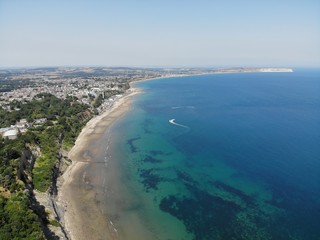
[169,119,190,129]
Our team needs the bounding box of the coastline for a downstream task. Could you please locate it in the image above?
[57,88,141,240]
[54,68,294,239]
[132,67,294,84]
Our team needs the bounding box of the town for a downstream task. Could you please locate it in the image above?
[0,66,293,140]
[0,67,166,139]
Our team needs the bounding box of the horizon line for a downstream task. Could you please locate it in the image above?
[0,65,318,70]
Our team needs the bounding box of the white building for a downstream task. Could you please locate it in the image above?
[2,127,19,140]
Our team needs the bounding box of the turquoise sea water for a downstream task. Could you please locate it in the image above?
[107,70,320,240]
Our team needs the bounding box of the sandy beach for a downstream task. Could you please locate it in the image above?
[55,70,290,240]
[57,88,141,240]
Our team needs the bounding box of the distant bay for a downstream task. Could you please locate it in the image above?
[104,69,320,240]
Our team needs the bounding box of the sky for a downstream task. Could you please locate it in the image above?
[0,0,319,68]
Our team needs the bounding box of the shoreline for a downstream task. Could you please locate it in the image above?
[56,88,142,240]
[132,67,294,84]
[55,72,210,240]
[55,68,294,239]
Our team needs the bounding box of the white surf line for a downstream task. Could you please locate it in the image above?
[169,119,190,129]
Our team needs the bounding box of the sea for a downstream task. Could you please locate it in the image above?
[103,69,320,240]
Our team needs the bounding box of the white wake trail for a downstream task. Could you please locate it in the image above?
[171,106,195,110]
[169,119,190,129]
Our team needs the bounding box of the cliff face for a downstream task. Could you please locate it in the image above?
[18,146,40,183]
[49,148,72,239]
[18,145,71,239]
[17,146,58,239]
[214,67,294,73]
[257,68,293,72]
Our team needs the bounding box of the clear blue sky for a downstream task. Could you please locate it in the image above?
[0,0,319,68]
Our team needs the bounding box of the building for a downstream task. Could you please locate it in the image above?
[2,127,19,140]
[16,119,29,133]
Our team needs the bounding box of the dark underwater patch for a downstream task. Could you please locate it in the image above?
[143,155,162,164]
[176,170,198,185]
[149,150,164,156]
[139,169,165,192]
[158,179,308,239]
[159,184,242,240]
[127,136,141,153]
[211,181,254,205]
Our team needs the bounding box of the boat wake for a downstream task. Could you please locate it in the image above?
[169,119,190,129]
[171,106,195,110]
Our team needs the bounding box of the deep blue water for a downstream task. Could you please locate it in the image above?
[110,70,320,240]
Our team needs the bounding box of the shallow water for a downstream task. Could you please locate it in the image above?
[105,70,320,240]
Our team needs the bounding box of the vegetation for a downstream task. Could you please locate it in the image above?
[1,93,89,127]
[0,133,45,239]
[32,125,61,191]
[0,193,44,240]
[0,93,97,238]
[0,85,130,237]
